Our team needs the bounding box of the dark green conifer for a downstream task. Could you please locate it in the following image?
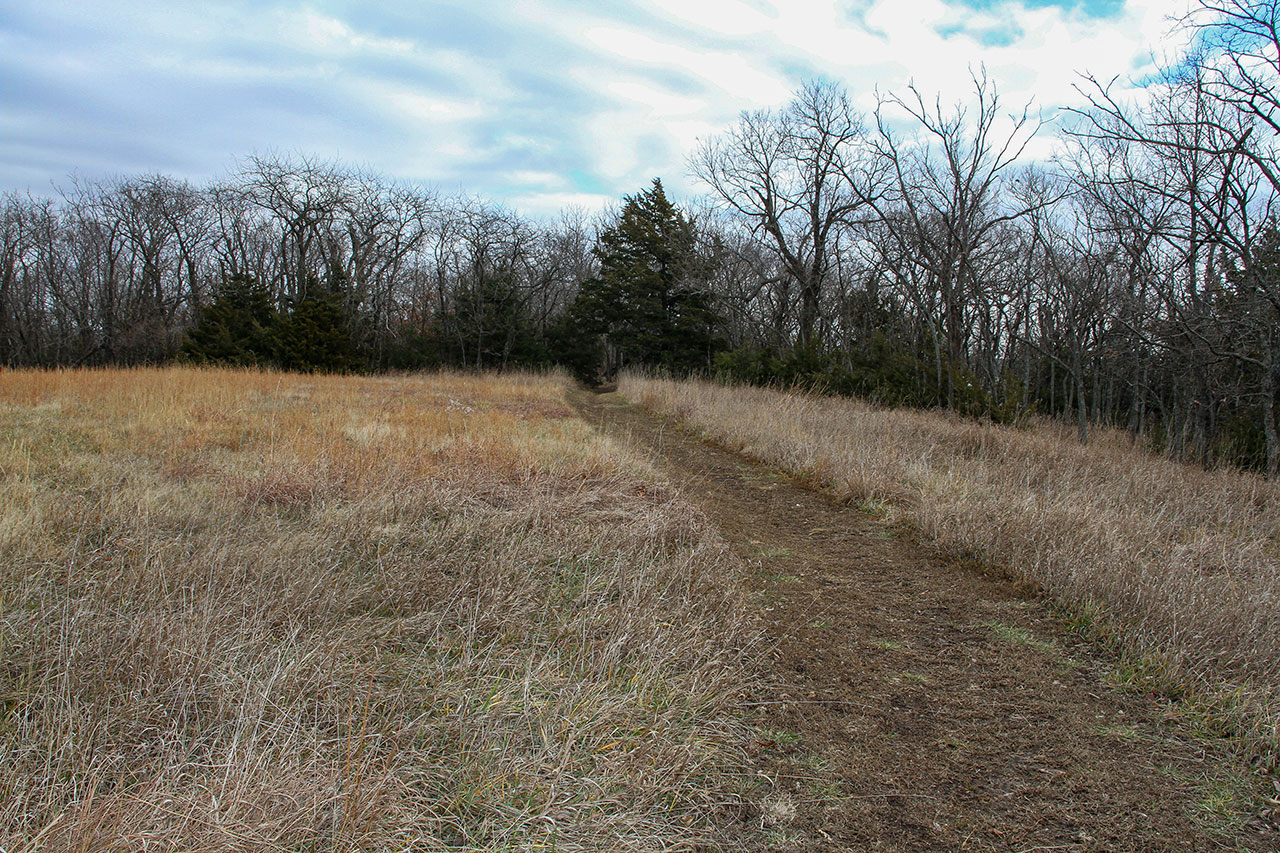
[570,178,719,380]
[274,272,364,373]
[182,273,279,367]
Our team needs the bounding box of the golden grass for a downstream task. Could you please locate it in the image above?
[0,367,760,851]
[621,374,1280,760]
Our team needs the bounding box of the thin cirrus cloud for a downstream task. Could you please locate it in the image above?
[0,0,1191,216]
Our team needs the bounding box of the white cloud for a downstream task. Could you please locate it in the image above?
[505,190,616,217]
[0,0,1208,215]
[378,88,486,126]
[285,9,416,56]
[604,79,704,118]
[503,169,564,187]
[638,0,777,38]
[582,25,792,106]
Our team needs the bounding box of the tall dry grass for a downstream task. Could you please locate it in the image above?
[622,374,1280,759]
[0,367,760,851]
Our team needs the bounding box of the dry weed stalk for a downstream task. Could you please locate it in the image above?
[0,367,760,851]
[622,374,1280,760]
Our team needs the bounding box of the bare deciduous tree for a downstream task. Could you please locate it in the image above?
[692,80,885,348]
[870,71,1048,404]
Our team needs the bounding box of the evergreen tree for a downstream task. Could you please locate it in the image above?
[182,273,279,366]
[570,179,720,380]
[546,309,604,384]
[275,272,364,373]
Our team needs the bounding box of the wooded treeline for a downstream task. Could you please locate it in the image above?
[3,0,1279,473]
[0,158,597,372]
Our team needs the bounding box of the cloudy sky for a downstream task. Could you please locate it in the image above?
[1,0,1192,216]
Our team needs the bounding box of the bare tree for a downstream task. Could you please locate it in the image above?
[1068,19,1280,468]
[335,175,434,364]
[870,70,1047,405]
[692,80,885,348]
[236,153,354,301]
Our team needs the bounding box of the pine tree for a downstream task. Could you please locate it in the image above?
[274,272,364,373]
[570,178,719,380]
[182,273,279,366]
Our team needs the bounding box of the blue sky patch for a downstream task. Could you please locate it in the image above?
[936,21,1024,48]
[950,0,1126,18]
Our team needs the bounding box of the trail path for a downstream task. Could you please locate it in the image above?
[571,389,1277,852]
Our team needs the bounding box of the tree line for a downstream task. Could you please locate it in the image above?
[0,157,596,372]
[3,1,1279,474]
[697,1,1280,475]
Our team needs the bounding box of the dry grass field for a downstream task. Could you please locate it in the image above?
[0,367,760,851]
[622,375,1280,764]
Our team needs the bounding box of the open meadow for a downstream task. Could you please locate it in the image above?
[622,375,1280,766]
[0,368,760,851]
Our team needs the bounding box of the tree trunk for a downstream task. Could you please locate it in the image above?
[1072,344,1088,444]
[1265,349,1280,478]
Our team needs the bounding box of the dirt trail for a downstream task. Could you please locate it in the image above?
[571,389,1277,852]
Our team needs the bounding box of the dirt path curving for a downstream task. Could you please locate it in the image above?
[571,388,1277,852]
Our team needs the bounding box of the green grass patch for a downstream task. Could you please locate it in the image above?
[982,621,1059,656]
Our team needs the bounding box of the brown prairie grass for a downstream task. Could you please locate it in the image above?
[0,367,760,851]
[621,374,1280,764]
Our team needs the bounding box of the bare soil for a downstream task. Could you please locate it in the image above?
[571,388,1279,852]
